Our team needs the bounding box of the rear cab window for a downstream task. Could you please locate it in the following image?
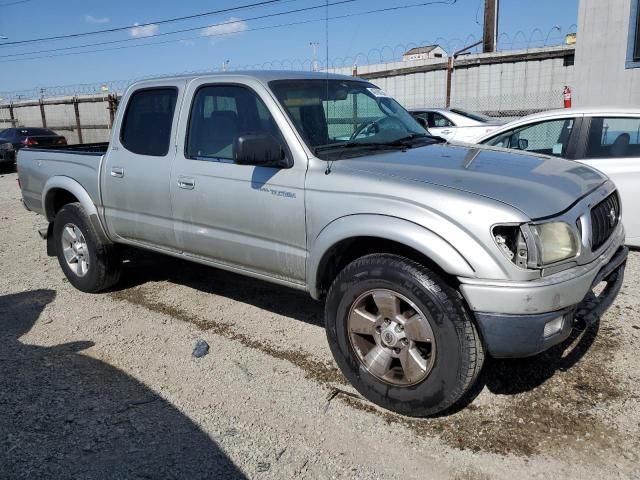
[120,88,178,156]
[585,117,640,159]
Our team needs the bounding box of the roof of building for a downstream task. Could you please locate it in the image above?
[403,45,441,56]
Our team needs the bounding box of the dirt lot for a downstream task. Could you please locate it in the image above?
[1,170,639,479]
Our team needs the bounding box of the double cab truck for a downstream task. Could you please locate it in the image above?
[17,72,628,416]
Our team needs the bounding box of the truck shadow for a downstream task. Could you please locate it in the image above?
[115,247,325,328]
[0,289,246,479]
[114,248,603,401]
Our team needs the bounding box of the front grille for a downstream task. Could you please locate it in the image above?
[590,192,620,251]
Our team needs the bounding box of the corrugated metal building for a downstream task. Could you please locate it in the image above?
[573,0,640,107]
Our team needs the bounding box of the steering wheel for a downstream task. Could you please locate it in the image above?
[350,118,380,141]
[349,116,406,141]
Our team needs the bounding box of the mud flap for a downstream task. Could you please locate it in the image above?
[43,223,56,257]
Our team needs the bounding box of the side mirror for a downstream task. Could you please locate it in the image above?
[234,134,291,168]
[517,138,529,150]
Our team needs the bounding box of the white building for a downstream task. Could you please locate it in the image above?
[573,0,640,106]
[402,45,448,62]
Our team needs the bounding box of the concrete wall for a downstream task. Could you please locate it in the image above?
[573,0,640,107]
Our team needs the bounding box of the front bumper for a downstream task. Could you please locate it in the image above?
[459,233,628,358]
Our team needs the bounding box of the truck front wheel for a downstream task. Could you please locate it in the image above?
[53,203,121,293]
[325,253,484,417]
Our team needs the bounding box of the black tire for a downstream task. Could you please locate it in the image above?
[53,202,121,293]
[325,253,484,417]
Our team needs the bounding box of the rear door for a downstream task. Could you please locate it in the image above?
[101,81,185,249]
[170,78,308,283]
[577,115,640,244]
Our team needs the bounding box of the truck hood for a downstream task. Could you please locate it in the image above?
[338,144,607,219]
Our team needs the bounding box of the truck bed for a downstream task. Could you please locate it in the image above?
[17,143,106,216]
[25,142,109,155]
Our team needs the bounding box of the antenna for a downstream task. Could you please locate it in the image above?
[324,0,334,175]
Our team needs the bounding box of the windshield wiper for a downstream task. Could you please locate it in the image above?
[314,134,443,154]
[314,141,404,154]
[385,133,447,145]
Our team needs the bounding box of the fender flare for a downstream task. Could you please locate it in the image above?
[42,176,111,243]
[307,214,476,299]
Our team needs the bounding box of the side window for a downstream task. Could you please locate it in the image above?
[489,119,575,157]
[120,88,178,156]
[432,113,454,128]
[485,130,513,148]
[585,117,640,159]
[187,85,281,161]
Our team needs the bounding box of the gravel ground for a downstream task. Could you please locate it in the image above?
[1,170,639,479]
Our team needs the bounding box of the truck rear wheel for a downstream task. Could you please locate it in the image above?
[325,254,484,417]
[53,203,121,293]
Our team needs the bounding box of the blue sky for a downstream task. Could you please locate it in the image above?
[0,0,579,93]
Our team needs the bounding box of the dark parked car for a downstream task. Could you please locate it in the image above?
[0,128,67,171]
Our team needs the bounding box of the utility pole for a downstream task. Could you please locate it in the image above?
[482,0,499,53]
[309,42,319,72]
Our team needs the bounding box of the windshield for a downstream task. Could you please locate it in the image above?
[17,128,57,137]
[269,79,431,159]
[449,108,494,123]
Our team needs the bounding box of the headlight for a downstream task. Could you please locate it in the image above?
[531,222,579,265]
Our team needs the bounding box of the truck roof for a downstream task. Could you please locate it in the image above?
[129,70,365,89]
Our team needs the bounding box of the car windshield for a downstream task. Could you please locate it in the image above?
[269,79,437,159]
[16,128,57,137]
[449,108,494,123]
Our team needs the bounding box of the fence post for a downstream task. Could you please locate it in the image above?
[9,103,15,127]
[445,57,453,108]
[107,94,118,128]
[73,97,83,144]
[39,99,47,128]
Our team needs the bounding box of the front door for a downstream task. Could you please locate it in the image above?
[578,116,640,243]
[170,81,307,283]
[101,82,184,249]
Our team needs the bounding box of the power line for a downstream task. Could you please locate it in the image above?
[0,0,293,46]
[0,0,456,63]
[0,0,360,59]
[0,0,35,6]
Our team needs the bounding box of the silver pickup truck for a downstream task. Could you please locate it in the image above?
[17,71,628,417]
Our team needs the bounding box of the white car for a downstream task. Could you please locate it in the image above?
[477,108,640,247]
[409,108,505,142]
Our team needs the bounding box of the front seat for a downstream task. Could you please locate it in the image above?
[194,110,240,158]
[610,132,630,158]
[299,105,329,147]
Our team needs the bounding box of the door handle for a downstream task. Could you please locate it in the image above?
[110,167,124,178]
[440,129,452,135]
[177,177,195,190]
